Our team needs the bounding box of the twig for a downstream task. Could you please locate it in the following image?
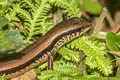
[107,50,120,56]
[92,8,108,37]
[106,12,115,28]
[112,24,120,33]
[114,11,120,25]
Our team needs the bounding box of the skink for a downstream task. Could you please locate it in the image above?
[0,17,91,79]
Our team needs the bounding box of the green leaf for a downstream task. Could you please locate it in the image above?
[82,0,102,15]
[5,30,24,44]
[106,32,120,51]
[116,65,120,78]
[0,16,9,28]
[70,0,80,7]
[0,31,25,58]
[116,34,120,46]
[5,31,25,52]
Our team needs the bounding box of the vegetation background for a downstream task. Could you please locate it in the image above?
[0,0,120,80]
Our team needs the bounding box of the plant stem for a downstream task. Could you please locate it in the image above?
[92,8,108,37]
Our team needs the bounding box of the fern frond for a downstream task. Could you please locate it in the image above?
[19,0,34,10]
[0,74,7,80]
[8,4,31,22]
[23,1,52,44]
[58,46,80,63]
[15,4,31,21]
[85,77,120,80]
[87,68,102,77]
[5,0,52,44]
[38,60,83,80]
[5,4,19,21]
[36,16,53,35]
[49,0,82,18]
[67,35,113,76]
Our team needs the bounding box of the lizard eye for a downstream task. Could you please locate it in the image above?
[76,27,82,32]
